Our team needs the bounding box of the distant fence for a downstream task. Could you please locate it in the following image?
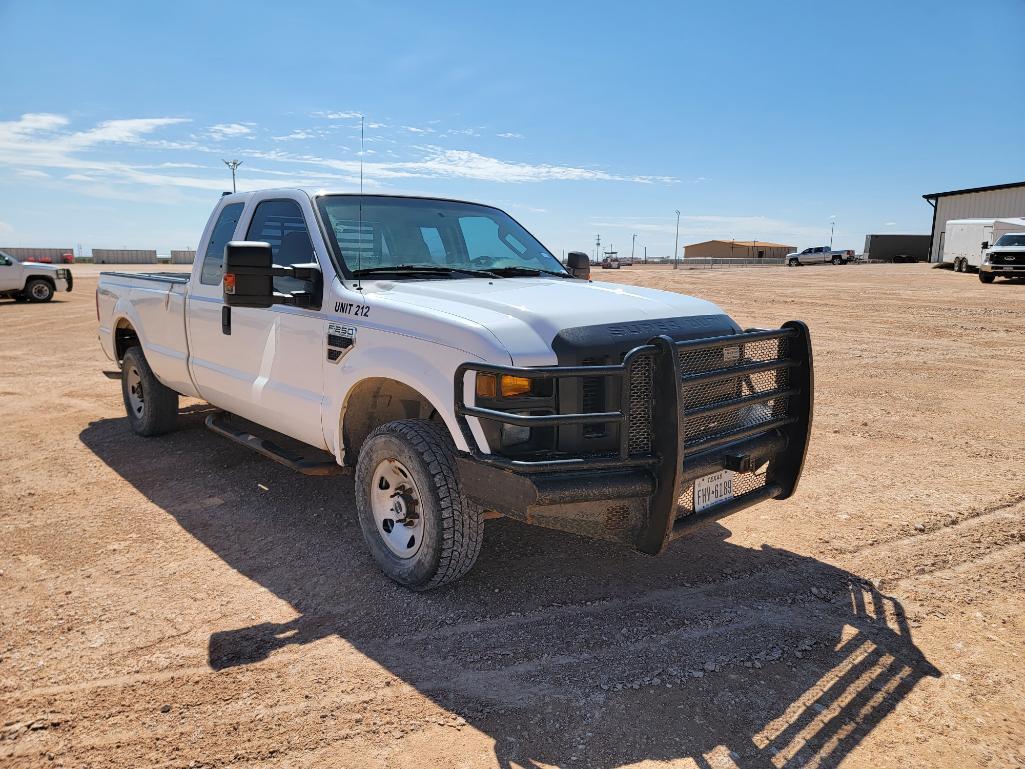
[170,249,196,264]
[92,249,158,264]
[1,247,73,262]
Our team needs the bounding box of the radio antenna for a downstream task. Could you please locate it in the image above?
[356,115,364,291]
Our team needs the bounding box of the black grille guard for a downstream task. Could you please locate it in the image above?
[454,321,813,553]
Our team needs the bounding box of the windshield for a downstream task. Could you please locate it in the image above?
[995,234,1025,247]
[316,196,566,277]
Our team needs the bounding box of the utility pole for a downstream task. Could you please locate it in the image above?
[595,233,601,264]
[829,216,836,250]
[631,233,637,263]
[673,210,681,270]
[643,245,647,264]
[223,159,242,193]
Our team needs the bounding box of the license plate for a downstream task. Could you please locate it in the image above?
[693,470,735,512]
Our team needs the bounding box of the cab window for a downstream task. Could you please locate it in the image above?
[200,203,245,286]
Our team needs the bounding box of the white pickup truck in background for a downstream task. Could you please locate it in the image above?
[786,246,855,266]
[96,189,813,589]
[0,249,73,302]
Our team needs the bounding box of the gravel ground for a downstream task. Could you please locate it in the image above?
[1,263,1023,768]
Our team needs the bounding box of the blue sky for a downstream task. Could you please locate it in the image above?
[1,0,1023,256]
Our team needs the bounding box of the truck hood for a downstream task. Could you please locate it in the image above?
[364,276,730,366]
[20,262,62,273]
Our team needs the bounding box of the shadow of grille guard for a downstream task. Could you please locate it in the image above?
[454,321,813,554]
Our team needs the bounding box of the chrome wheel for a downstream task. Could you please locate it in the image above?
[369,458,425,559]
[126,365,145,418]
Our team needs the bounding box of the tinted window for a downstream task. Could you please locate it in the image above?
[200,203,244,286]
[246,199,315,293]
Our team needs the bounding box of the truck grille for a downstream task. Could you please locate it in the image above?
[627,335,794,457]
[680,336,791,449]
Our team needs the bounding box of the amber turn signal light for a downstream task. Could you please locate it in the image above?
[476,373,498,398]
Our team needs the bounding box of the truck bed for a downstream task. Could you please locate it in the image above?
[99,271,190,284]
[97,270,195,397]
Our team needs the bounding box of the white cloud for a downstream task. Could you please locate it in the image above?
[497,132,524,139]
[0,220,13,235]
[273,130,315,141]
[592,214,823,245]
[208,122,253,139]
[313,111,362,120]
[403,125,433,134]
[16,168,49,178]
[884,221,897,226]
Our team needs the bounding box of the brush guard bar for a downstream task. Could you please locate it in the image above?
[454,321,813,553]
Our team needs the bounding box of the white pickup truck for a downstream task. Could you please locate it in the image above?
[97,190,813,589]
[0,249,73,302]
[786,246,855,266]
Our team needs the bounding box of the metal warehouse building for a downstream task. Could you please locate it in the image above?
[683,240,794,260]
[924,181,1025,262]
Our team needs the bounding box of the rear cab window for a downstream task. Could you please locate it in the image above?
[200,203,245,286]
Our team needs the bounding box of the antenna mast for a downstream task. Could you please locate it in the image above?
[356,115,364,291]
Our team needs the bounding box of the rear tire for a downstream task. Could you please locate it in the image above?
[979,271,995,284]
[25,279,54,302]
[831,256,842,265]
[121,346,179,436]
[355,419,483,590]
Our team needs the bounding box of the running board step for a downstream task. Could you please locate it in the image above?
[205,412,350,477]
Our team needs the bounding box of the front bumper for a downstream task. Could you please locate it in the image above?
[455,322,814,554]
[981,263,1025,275]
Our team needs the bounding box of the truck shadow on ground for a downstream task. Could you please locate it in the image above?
[81,407,938,769]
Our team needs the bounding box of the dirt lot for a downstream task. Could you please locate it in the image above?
[2,263,1023,768]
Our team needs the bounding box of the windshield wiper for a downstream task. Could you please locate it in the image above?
[352,264,500,279]
[488,266,573,279]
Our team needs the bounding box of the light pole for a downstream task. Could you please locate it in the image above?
[829,216,836,250]
[223,159,242,193]
[631,233,637,263]
[595,233,601,264]
[673,210,681,269]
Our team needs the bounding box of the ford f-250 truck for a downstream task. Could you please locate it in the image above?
[0,249,73,302]
[97,190,813,590]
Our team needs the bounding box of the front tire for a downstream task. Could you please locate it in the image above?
[121,346,179,436]
[25,279,54,302]
[788,258,799,267]
[355,420,483,590]
[979,271,995,284]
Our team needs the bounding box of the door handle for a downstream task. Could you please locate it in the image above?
[221,305,231,335]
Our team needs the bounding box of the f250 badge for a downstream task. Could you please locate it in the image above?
[326,322,357,363]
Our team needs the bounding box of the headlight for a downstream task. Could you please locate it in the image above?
[56,268,69,278]
[476,373,534,399]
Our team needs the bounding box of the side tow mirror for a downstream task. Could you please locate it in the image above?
[981,241,989,250]
[223,241,322,308]
[567,251,591,280]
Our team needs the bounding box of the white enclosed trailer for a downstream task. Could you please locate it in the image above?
[943,218,1025,273]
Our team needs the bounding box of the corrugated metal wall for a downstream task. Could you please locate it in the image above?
[170,250,196,264]
[92,249,158,264]
[684,242,794,259]
[1,247,73,261]
[931,186,1025,261]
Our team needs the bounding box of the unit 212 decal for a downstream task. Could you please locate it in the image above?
[334,301,370,317]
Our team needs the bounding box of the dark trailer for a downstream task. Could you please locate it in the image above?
[863,234,930,263]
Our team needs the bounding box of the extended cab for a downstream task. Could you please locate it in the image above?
[786,246,855,266]
[97,190,813,589]
[0,249,73,302]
